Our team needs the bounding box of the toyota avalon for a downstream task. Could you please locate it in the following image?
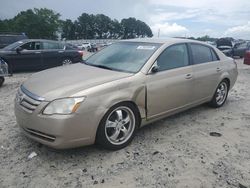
[14,38,238,150]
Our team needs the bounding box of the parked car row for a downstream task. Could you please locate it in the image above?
[0,39,84,72]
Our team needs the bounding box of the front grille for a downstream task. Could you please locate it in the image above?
[16,85,44,113]
[24,128,56,142]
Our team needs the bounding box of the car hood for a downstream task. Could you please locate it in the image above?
[22,63,133,100]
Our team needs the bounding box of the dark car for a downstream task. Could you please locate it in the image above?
[216,38,233,57]
[0,33,28,49]
[0,39,83,72]
[233,42,250,58]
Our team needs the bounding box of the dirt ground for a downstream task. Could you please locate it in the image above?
[0,59,249,188]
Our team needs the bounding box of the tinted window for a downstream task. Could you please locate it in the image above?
[43,42,60,49]
[157,44,189,71]
[190,44,213,64]
[20,42,41,50]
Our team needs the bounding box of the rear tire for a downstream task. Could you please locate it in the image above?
[0,77,5,87]
[96,102,139,150]
[62,58,72,66]
[209,80,229,108]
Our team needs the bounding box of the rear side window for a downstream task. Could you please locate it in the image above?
[190,44,214,64]
[211,49,219,61]
[157,44,189,71]
[43,42,60,49]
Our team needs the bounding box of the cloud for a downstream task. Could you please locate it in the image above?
[224,22,250,39]
[151,22,188,37]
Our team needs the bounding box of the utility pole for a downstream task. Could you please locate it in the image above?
[158,28,160,38]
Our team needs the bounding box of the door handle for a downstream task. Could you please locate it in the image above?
[58,50,64,53]
[35,51,41,54]
[185,73,192,79]
[216,67,222,72]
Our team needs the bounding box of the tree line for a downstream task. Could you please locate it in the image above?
[0,8,153,40]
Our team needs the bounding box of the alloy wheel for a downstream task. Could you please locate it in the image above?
[215,82,228,105]
[104,106,136,145]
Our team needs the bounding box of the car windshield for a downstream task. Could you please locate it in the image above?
[3,40,24,50]
[84,42,161,73]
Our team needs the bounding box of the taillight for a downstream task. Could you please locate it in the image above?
[78,51,84,57]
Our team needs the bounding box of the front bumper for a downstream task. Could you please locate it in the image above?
[14,98,101,149]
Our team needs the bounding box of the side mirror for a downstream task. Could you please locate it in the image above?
[16,47,23,54]
[151,64,159,74]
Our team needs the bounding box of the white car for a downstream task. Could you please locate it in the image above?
[78,42,91,50]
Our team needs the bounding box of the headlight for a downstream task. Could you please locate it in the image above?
[43,97,85,115]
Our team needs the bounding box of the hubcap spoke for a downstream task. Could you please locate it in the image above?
[106,120,117,128]
[110,129,120,141]
[120,126,128,135]
[116,110,123,121]
[123,115,130,124]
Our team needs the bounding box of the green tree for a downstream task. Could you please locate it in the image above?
[3,8,61,39]
[121,17,153,39]
[76,13,96,39]
[61,19,77,40]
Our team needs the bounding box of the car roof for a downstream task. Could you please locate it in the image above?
[122,38,204,45]
[18,39,61,43]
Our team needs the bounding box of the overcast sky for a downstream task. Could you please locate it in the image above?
[1,0,250,39]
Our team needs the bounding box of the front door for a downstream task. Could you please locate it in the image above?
[11,41,43,71]
[146,43,194,118]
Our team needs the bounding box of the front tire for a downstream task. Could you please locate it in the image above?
[209,80,229,108]
[96,103,139,150]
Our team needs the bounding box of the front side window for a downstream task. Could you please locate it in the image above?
[190,44,213,64]
[20,42,41,50]
[85,42,161,73]
[157,44,189,71]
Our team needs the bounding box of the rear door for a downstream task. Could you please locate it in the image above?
[41,41,64,69]
[11,41,43,71]
[146,43,194,118]
[189,43,222,102]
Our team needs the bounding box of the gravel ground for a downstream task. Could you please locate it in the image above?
[0,59,250,188]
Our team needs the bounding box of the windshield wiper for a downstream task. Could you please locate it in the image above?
[93,65,114,70]
[84,62,114,71]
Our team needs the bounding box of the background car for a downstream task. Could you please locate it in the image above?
[77,42,91,51]
[244,50,250,65]
[233,41,250,58]
[0,32,28,49]
[216,38,233,57]
[0,39,83,72]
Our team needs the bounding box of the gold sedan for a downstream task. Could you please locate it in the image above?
[14,38,238,150]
